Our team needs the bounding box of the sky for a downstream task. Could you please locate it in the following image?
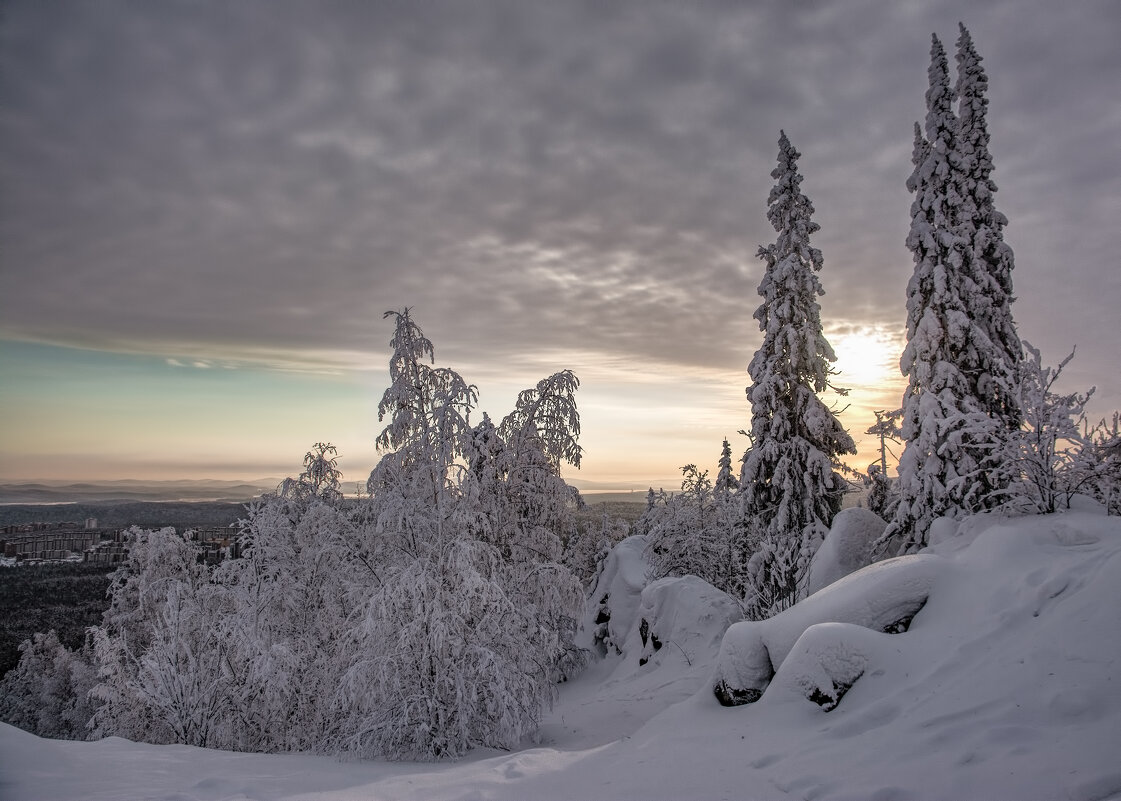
[1,0,1119,490]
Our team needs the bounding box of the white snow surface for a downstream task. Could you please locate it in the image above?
[806,506,887,595]
[3,512,1121,801]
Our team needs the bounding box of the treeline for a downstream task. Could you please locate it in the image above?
[0,562,112,676]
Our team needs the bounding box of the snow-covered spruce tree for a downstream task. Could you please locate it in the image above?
[715,438,739,498]
[741,131,855,617]
[955,23,1022,432]
[864,410,902,520]
[881,33,1019,553]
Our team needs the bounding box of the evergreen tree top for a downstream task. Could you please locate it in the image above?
[761,131,823,274]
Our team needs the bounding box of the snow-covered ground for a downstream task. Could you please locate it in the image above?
[3,510,1120,801]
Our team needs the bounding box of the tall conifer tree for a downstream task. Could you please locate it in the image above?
[955,23,1022,431]
[884,32,1019,553]
[741,132,855,613]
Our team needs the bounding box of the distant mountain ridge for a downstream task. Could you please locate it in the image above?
[0,479,281,504]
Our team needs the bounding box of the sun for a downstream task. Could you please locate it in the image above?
[831,327,901,390]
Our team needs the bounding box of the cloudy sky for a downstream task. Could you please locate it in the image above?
[1,0,1119,490]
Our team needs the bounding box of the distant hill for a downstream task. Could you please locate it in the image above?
[0,479,280,505]
[0,501,251,530]
[579,490,651,506]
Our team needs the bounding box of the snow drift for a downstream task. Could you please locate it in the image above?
[2,511,1119,801]
[805,505,887,594]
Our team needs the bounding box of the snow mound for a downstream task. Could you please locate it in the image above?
[623,575,742,673]
[806,506,888,594]
[576,535,651,656]
[714,552,941,705]
[764,621,889,711]
[543,568,741,749]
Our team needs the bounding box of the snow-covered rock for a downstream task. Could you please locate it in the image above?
[765,621,889,710]
[576,535,651,655]
[625,575,742,672]
[806,506,887,595]
[713,552,943,705]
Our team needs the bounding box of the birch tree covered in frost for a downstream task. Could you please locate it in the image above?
[883,29,1022,554]
[741,132,855,618]
[39,309,588,760]
[213,449,357,753]
[340,309,585,760]
[89,527,231,747]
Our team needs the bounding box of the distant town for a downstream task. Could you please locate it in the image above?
[1,520,242,566]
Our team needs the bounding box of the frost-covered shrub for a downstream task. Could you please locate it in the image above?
[1000,343,1111,516]
[90,527,218,745]
[644,463,747,597]
[0,629,97,740]
[339,538,564,759]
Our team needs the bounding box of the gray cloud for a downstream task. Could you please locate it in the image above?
[1,0,1119,409]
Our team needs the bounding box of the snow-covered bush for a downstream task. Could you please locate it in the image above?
[213,486,358,752]
[1082,414,1121,514]
[340,537,559,759]
[90,527,218,744]
[1000,343,1094,514]
[0,629,97,740]
[629,576,742,672]
[997,342,1121,517]
[644,462,747,597]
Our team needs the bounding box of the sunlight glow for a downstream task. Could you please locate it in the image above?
[832,327,900,390]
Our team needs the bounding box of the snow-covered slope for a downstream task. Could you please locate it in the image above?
[2,511,1119,801]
